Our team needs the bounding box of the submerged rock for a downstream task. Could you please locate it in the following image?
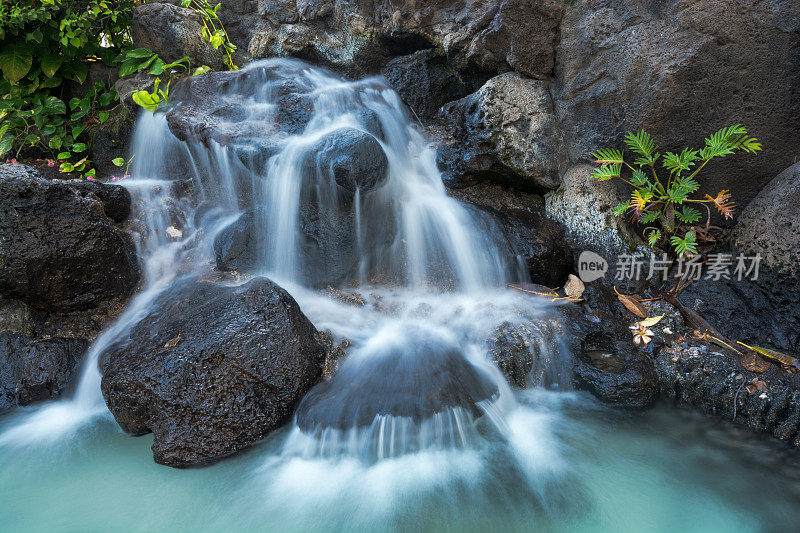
[0,164,139,311]
[100,277,325,467]
[437,72,569,192]
[0,332,88,412]
[296,327,498,431]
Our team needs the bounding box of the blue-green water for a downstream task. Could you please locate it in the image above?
[2,391,798,532]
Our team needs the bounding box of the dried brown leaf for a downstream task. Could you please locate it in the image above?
[615,288,648,319]
[739,349,771,373]
[509,283,559,298]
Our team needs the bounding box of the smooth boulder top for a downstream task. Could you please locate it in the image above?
[295,326,498,431]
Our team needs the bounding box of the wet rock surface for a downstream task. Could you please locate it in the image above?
[656,343,800,447]
[0,332,88,412]
[248,0,564,78]
[296,330,498,431]
[302,127,389,194]
[0,164,139,312]
[100,277,325,467]
[381,49,471,119]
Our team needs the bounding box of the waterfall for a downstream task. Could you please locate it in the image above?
[0,59,569,458]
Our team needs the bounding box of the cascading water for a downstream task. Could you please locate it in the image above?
[5,59,799,532]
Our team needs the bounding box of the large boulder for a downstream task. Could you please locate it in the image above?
[100,277,325,467]
[437,72,570,192]
[250,0,565,78]
[0,332,88,412]
[296,325,498,432]
[0,164,139,311]
[553,0,800,208]
[734,163,800,277]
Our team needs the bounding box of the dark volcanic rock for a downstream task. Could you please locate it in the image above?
[656,343,800,447]
[302,128,389,195]
[296,327,498,431]
[734,162,800,277]
[132,2,227,70]
[0,164,139,311]
[100,277,325,467]
[437,72,569,192]
[0,332,88,412]
[381,49,470,119]
[250,0,564,78]
[553,0,800,208]
[214,211,260,271]
[572,331,659,408]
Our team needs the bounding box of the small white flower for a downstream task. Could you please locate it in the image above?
[630,324,654,345]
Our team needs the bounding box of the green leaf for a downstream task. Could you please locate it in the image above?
[44,96,66,114]
[631,169,649,187]
[72,142,87,152]
[676,206,702,224]
[624,130,658,164]
[60,162,74,172]
[612,203,628,217]
[592,148,624,165]
[57,151,71,160]
[48,136,63,149]
[0,136,13,156]
[181,0,191,6]
[118,58,140,77]
[99,111,110,123]
[40,55,63,78]
[590,164,621,181]
[72,124,85,138]
[646,229,662,247]
[124,48,156,59]
[0,45,33,84]
[670,231,698,257]
[149,58,165,75]
[112,157,125,167]
[639,211,661,224]
[24,133,40,145]
[663,148,700,174]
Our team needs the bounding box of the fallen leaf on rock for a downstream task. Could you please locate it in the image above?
[162,334,181,351]
[745,378,768,395]
[638,314,664,328]
[509,283,558,298]
[737,342,800,372]
[614,287,647,318]
[739,350,771,373]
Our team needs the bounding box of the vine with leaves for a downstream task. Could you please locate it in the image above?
[591,125,761,256]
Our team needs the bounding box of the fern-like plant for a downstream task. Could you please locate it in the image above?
[591,125,761,256]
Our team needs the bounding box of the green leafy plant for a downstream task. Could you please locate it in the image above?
[0,0,140,176]
[180,0,237,71]
[591,125,761,256]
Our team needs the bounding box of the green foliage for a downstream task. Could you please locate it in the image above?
[181,0,237,71]
[590,126,761,256]
[670,231,698,257]
[0,0,140,176]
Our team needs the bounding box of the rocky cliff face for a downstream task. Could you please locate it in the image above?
[134,0,800,211]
